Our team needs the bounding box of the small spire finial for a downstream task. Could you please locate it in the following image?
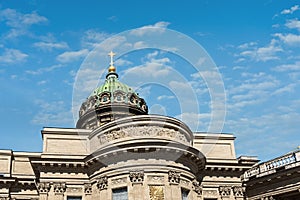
[108,51,116,73]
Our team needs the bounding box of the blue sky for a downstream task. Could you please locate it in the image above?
[0,0,300,161]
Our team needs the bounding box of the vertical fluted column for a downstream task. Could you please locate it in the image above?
[84,183,92,200]
[97,176,109,200]
[168,171,181,200]
[129,170,144,200]
[192,180,202,200]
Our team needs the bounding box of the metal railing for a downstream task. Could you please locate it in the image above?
[242,149,300,181]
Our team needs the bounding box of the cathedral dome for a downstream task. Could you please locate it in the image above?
[76,51,148,129]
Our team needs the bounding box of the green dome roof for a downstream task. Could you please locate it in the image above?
[76,51,148,129]
[90,73,135,97]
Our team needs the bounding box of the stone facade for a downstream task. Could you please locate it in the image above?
[0,53,297,199]
[0,122,257,199]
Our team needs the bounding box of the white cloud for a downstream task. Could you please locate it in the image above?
[123,53,172,78]
[272,83,296,95]
[227,72,279,110]
[31,100,73,126]
[37,80,47,85]
[175,112,211,131]
[273,61,300,72]
[81,29,110,48]
[0,8,48,28]
[57,49,89,63]
[33,41,69,51]
[0,8,47,38]
[274,33,300,46]
[285,19,300,31]
[237,42,257,49]
[280,5,299,15]
[26,64,64,75]
[238,40,282,62]
[0,48,28,64]
[130,21,170,36]
[157,95,175,101]
[115,58,132,66]
[107,16,118,22]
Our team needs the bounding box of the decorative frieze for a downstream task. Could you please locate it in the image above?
[97,176,108,190]
[37,182,51,194]
[66,187,83,193]
[53,183,66,195]
[148,175,164,182]
[219,186,231,197]
[111,177,127,185]
[98,126,188,145]
[202,189,218,198]
[192,180,202,195]
[168,170,180,184]
[233,186,244,197]
[84,183,92,194]
[129,170,144,184]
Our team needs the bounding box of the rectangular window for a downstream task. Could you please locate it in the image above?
[67,197,82,200]
[112,187,128,200]
[181,189,189,200]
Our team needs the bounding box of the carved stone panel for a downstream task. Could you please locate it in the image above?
[97,176,108,190]
[37,182,51,194]
[192,180,202,195]
[129,171,144,184]
[148,175,165,183]
[219,186,231,197]
[233,186,244,197]
[84,183,92,194]
[111,177,127,185]
[168,170,180,184]
[98,126,188,145]
[53,183,66,195]
[203,190,218,198]
[149,185,164,200]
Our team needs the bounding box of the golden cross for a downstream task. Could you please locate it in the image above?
[108,51,116,66]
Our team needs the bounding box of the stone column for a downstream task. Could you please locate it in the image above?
[53,183,66,200]
[84,183,92,200]
[37,182,51,200]
[168,171,181,200]
[97,176,109,200]
[192,180,202,200]
[129,171,144,200]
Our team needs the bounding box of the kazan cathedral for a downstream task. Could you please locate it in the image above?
[0,52,299,200]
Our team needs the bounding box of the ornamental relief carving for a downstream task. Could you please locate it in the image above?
[129,170,144,184]
[53,183,66,195]
[219,186,232,197]
[37,182,51,194]
[111,177,127,185]
[84,183,92,194]
[149,185,164,200]
[148,175,165,182]
[233,186,245,197]
[202,190,218,197]
[192,180,202,195]
[66,187,83,193]
[98,126,188,145]
[168,170,180,184]
[97,176,108,190]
